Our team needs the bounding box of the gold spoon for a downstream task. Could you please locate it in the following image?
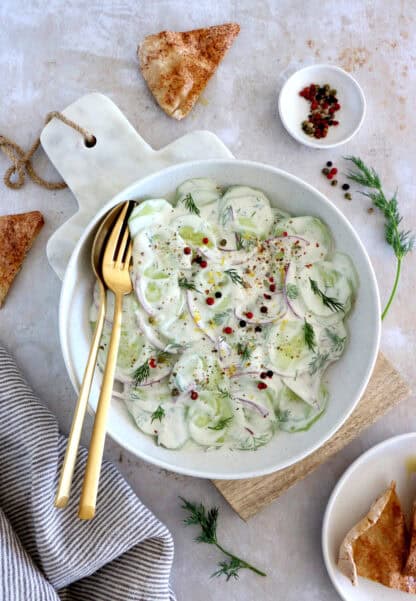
[55,203,125,508]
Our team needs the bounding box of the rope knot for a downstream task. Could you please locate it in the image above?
[0,112,96,191]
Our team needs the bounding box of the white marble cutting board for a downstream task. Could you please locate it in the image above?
[41,93,234,279]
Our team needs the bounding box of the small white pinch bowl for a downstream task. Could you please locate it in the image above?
[278,64,366,149]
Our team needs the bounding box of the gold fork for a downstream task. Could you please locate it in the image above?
[78,202,133,520]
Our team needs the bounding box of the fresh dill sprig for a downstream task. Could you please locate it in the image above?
[178,277,199,292]
[180,497,266,580]
[303,319,316,351]
[133,360,150,385]
[308,352,329,376]
[151,406,165,423]
[208,416,233,431]
[181,193,200,216]
[309,278,344,313]
[236,342,252,362]
[325,328,346,353]
[345,156,414,319]
[225,268,244,286]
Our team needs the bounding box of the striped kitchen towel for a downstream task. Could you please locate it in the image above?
[0,345,176,601]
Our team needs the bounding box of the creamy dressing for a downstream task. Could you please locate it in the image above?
[90,178,358,451]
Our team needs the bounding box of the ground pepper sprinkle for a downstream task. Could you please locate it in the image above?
[299,83,341,139]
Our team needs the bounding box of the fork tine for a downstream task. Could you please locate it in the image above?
[115,224,130,267]
[102,202,129,265]
[122,240,133,270]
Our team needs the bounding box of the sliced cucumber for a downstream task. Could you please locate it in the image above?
[129,199,173,238]
[267,318,315,376]
[275,216,332,262]
[172,214,216,248]
[176,178,222,208]
[220,186,274,239]
[187,390,233,446]
[275,384,327,432]
[297,260,354,320]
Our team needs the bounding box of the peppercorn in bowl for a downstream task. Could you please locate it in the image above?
[278,64,366,149]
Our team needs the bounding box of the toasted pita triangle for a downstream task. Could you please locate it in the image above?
[0,211,44,307]
[138,23,240,120]
[338,482,416,593]
[404,501,416,576]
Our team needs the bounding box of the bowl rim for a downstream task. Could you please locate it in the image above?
[59,158,381,479]
[278,63,367,149]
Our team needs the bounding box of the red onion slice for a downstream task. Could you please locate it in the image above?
[235,397,270,418]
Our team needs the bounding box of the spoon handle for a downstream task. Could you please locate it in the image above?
[78,292,123,520]
[55,280,106,509]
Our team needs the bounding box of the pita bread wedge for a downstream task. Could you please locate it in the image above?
[0,211,44,307]
[138,23,240,120]
[338,482,416,592]
[404,501,416,576]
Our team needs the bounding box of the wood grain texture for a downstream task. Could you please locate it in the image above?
[213,353,410,520]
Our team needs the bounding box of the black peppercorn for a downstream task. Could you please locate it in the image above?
[342,183,350,191]
[326,161,333,167]
[267,370,273,378]
[239,320,246,327]
[215,291,222,299]
[255,326,262,332]
[260,306,268,313]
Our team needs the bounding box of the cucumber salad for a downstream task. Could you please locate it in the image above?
[90,178,358,452]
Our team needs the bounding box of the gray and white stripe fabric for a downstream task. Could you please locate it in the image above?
[0,345,176,601]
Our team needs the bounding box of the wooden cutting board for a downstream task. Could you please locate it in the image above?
[213,352,410,520]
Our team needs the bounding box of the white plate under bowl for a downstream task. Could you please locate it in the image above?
[278,64,366,149]
[60,159,380,479]
[322,433,416,601]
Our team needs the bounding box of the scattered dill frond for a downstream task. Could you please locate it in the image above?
[208,416,233,431]
[309,278,344,313]
[133,360,150,385]
[178,277,199,292]
[151,406,165,423]
[236,342,252,362]
[180,193,200,216]
[308,352,329,376]
[180,498,266,580]
[345,156,414,319]
[325,329,346,353]
[286,283,299,300]
[237,433,271,451]
[303,319,316,351]
[225,268,244,286]
[212,311,231,325]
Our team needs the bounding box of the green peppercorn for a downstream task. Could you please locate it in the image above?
[344,192,352,200]
[330,89,337,96]
[331,179,338,186]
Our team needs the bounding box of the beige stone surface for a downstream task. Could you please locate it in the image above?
[0,1,415,599]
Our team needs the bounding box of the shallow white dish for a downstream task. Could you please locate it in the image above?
[278,64,366,149]
[322,433,416,601]
[60,159,380,479]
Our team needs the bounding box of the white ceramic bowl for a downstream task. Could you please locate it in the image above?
[60,159,381,479]
[278,64,366,149]
[322,433,416,601]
